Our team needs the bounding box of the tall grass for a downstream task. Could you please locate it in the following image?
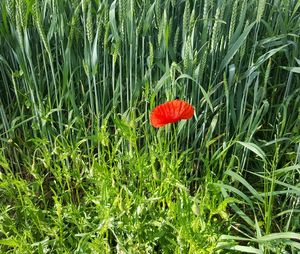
[0,0,300,253]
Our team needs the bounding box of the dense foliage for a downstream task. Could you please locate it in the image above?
[0,0,299,253]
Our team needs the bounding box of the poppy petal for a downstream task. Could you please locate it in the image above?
[150,99,194,128]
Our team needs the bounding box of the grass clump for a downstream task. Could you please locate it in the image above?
[0,0,300,253]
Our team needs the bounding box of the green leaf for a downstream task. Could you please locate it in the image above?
[219,184,256,228]
[109,0,120,41]
[244,44,290,77]
[273,164,300,175]
[225,170,264,203]
[218,22,255,74]
[280,66,300,73]
[143,2,156,35]
[215,182,255,209]
[257,232,300,243]
[91,29,100,74]
[249,171,300,193]
[237,141,266,162]
[217,245,262,253]
[0,238,18,247]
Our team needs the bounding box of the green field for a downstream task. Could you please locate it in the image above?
[0,0,300,253]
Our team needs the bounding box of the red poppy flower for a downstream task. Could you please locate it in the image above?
[150,99,194,128]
